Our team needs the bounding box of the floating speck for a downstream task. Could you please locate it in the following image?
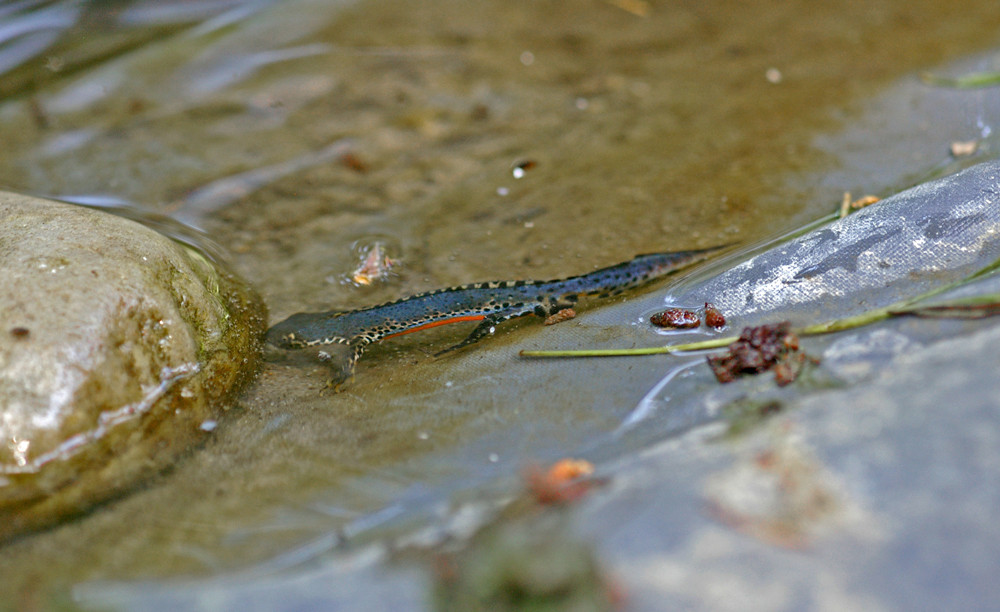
[512,160,536,179]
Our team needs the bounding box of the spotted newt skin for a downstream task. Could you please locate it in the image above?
[267,247,722,384]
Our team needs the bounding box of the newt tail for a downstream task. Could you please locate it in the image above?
[267,246,724,385]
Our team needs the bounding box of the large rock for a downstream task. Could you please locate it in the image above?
[0,192,266,541]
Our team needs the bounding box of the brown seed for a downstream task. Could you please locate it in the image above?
[650,308,700,329]
[704,302,726,328]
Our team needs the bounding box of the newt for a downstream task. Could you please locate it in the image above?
[267,246,723,385]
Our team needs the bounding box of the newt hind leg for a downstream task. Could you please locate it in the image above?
[433,315,503,357]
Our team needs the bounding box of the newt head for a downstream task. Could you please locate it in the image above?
[265,319,307,348]
[265,331,293,348]
[265,310,349,349]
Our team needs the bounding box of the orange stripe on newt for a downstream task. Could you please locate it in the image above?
[382,314,487,339]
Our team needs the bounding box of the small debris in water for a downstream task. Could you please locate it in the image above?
[544,308,576,325]
[950,139,979,157]
[470,103,490,121]
[339,150,369,173]
[547,458,594,481]
[838,192,880,218]
[511,159,537,179]
[9,327,30,339]
[524,458,598,505]
[650,308,700,329]
[350,242,397,286]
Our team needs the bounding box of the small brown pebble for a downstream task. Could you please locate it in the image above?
[544,308,576,325]
[339,151,369,173]
[9,327,30,339]
[650,308,700,329]
[704,302,726,328]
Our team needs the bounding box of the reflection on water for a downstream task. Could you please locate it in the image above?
[0,1,281,82]
[0,1,80,75]
[181,42,331,97]
[55,193,231,262]
[172,138,353,226]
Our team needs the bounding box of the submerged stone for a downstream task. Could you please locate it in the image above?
[0,192,266,541]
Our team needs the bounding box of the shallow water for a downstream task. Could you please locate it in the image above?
[2,0,1000,608]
